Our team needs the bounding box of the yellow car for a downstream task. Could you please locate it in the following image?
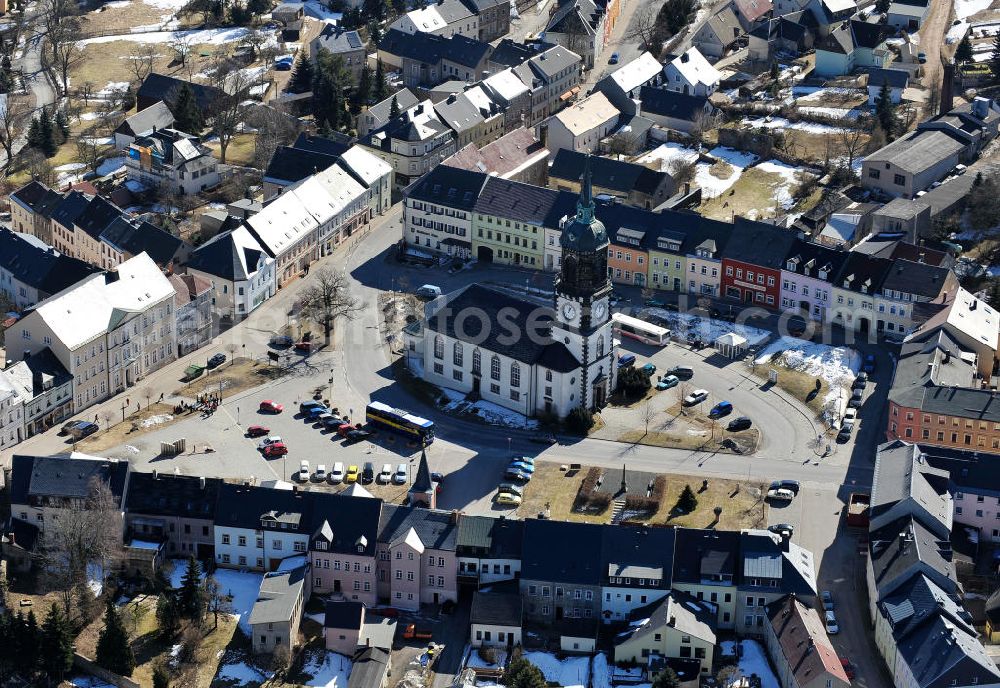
[495,491,522,506]
[345,465,360,483]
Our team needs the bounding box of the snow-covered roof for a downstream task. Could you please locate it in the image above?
[608,51,663,93]
[339,145,392,186]
[401,5,446,31]
[307,164,367,216]
[553,91,619,135]
[246,187,321,257]
[666,48,722,90]
[482,68,530,102]
[32,253,175,351]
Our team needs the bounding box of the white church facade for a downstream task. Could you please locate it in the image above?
[403,159,618,419]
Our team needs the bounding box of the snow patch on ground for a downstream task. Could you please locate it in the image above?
[592,653,610,688]
[642,309,772,346]
[303,0,343,20]
[216,659,272,684]
[301,651,353,688]
[956,0,991,20]
[746,116,852,134]
[793,86,861,101]
[440,389,539,429]
[797,106,863,120]
[140,413,173,427]
[77,26,257,46]
[96,157,125,176]
[167,559,263,634]
[54,162,86,171]
[755,159,810,209]
[720,640,738,655]
[635,142,698,170]
[523,652,590,688]
[728,640,779,688]
[754,336,860,411]
[697,146,758,198]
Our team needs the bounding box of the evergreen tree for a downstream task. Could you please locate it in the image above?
[990,31,1000,83]
[26,116,40,149]
[506,658,547,688]
[389,94,400,120]
[96,600,135,677]
[677,484,698,513]
[288,54,315,94]
[55,109,69,138]
[0,612,13,679]
[172,83,204,134]
[41,605,73,684]
[652,668,681,688]
[179,555,205,622]
[153,663,171,688]
[36,107,56,157]
[373,59,388,102]
[354,63,372,108]
[874,82,896,139]
[875,0,889,13]
[21,610,39,677]
[956,34,974,63]
[247,0,270,16]
[156,593,181,639]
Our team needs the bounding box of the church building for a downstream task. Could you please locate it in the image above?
[403,158,617,419]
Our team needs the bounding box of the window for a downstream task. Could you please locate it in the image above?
[868,169,880,180]
[453,342,463,366]
[511,362,520,387]
[222,534,231,545]
[472,348,481,375]
[434,335,444,359]
[491,355,501,380]
[893,173,905,186]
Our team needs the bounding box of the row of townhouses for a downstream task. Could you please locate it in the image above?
[402,163,962,338]
[6,451,824,673]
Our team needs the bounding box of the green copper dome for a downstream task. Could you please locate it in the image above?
[560,154,608,253]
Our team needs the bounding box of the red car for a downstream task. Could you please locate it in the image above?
[263,442,288,458]
[246,425,269,438]
[294,341,313,353]
[259,400,283,413]
[337,422,361,438]
[839,659,854,680]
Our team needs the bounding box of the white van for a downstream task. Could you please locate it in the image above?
[416,284,442,300]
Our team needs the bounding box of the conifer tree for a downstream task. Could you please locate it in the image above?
[179,555,205,622]
[172,83,204,134]
[41,605,73,684]
[96,600,135,677]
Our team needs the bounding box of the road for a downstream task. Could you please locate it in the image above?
[919,0,955,112]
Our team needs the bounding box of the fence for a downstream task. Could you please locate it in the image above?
[73,654,142,688]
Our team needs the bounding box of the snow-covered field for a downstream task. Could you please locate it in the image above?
[746,116,852,134]
[756,160,811,210]
[523,651,591,688]
[754,336,860,411]
[440,388,539,429]
[635,142,698,171]
[96,157,125,176]
[797,106,863,120]
[215,657,272,684]
[634,144,757,199]
[77,25,262,46]
[728,640,779,688]
[642,309,772,346]
[166,558,264,634]
[301,651,353,688]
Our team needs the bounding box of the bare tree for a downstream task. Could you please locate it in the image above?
[250,102,299,169]
[35,479,124,613]
[76,137,104,174]
[22,148,55,185]
[97,94,127,136]
[666,158,696,186]
[126,44,157,87]
[210,60,259,163]
[299,268,365,346]
[49,18,84,95]
[641,400,655,437]
[837,126,866,173]
[169,35,193,69]
[624,4,660,52]
[0,95,29,168]
[926,82,941,118]
[204,575,233,629]
[101,409,113,431]
[37,0,78,65]
[236,27,269,62]
[78,80,95,106]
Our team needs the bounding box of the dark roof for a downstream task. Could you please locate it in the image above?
[0,228,101,296]
[550,149,671,195]
[869,68,910,90]
[601,524,675,584]
[853,238,950,266]
[782,238,848,280]
[347,647,390,688]
[881,258,950,298]
[639,87,710,121]
[721,218,800,268]
[476,176,575,224]
[411,449,433,492]
[309,491,383,556]
[456,514,524,558]
[10,181,63,218]
[187,228,261,282]
[471,589,523,626]
[99,217,183,266]
[894,607,1000,688]
[115,101,175,137]
[521,519,603,585]
[124,471,222,519]
[49,190,92,230]
[378,29,491,67]
[440,34,494,68]
[7,517,39,552]
[882,573,973,639]
[138,73,223,111]
[10,454,129,505]
[378,504,458,551]
[314,24,364,53]
[74,195,123,240]
[672,528,740,584]
[425,284,580,372]
[834,251,892,293]
[264,146,339,184]
[869,515,957,597]
[215,483,311,531]
[851,20,891,48]
[325,600,364,629]
[293,132,352,157]
[489,38,536,67]
[407,166,488,210]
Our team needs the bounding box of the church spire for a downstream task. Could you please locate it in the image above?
[576,154,595,225]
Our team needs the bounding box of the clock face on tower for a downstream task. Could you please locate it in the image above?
[562,303,577,320]
[593,302,606,321]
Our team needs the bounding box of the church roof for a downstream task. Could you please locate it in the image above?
[424,284,580,372]
[411,450,433,493]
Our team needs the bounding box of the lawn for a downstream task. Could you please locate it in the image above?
[181,358,289,398]
[75,402,184,453]
[755,363,831,417]
[698,167,798,221]
[203,132,257,167]
[517,462,767,530]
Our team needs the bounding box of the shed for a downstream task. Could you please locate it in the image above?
[715,332,748,358]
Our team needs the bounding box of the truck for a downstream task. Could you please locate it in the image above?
[403,624,433,640]
[846,492,871,528]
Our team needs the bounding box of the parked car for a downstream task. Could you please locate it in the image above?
[495,491,522,506]
[656,375,679,390]
[307,405,330,419]
[393,463,408,485]
[821,590,834,611]
[825,610,839,634]
[294,341,314,353]
[270,334,294,348]
[848,388,864,408]
[313,465,327,482]
[608,51,620,64]
[274,58,293,70]
[508,460,535,474]
[842,408,858,427]
[497,482,524,497]
[362,462,375,483]
[529,431,557,444]
[298,460,310,481]
[853,372,868,389]
[246,425,269,438]
[766,487,794,502]
[709,401,733,419]
[640,363,656,376]
[70,421,100,439]
[378,463,393,484]
[259,400,283,414]
[330,462,345,483]
[415,284,442,299]
[862,354,876,374]
[504,467,531,483]
[727,416,752,432]
[917,51,927,63]
[667,365,694,380]
[60,420,87,435]
[345,465,360,483]
[511,455,535,465]
[839,658,855,680]
[683,389,709,406]
[207,353,226,368]
[258,436,283,449]
[837,424,853,443]
[338,422,360,438]
[299,400,323,414]
[323,415,349,430]
[618,353,636,368]
[346,429,373,443]
[768,523,794,536]
[770,479,800,494]
[263,442,288,458]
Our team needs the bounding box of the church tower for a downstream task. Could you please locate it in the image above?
[551,155,616,410]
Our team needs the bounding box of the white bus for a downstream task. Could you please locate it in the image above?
[612,313,670,346]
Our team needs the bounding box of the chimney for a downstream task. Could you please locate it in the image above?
[539,123,548,147]
[22,350,30,360]
[681,51,689,62]
[199,476,206,489]
[944,350,951,364]
[941,62,954,115]
[448,94,457,103]
[293,484,300,494]
[450,509,460,525]
[152,469,159,480]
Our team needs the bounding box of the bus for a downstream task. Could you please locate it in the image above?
[612,313,670,346]
[366,402,435,444]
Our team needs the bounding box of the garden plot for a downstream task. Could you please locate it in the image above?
[635,144,756,198]
[755,160,812,210]
[166,558,264,634]
[301,651,353,688]
[754,336,860,416]
[523,651,591,688]
[215,651,272,685]
[642,309,771,346]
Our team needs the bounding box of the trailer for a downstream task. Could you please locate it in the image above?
[846,492,871,528]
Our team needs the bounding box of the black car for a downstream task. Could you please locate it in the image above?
[60,420,86,435]
[207,353,226,368]
[852,373,868,389]
[345,429,373,443]
[727,416,752,432]
[431,472,445,484]
[768,523,794,536]
[362,462,375,484]
[836,425,852,443]
[72,421,100,439]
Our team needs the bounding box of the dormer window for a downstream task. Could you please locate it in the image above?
[357,545,365,553]
[316,541,328,551]
[786,260,796,271]
[819,269,828,280]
